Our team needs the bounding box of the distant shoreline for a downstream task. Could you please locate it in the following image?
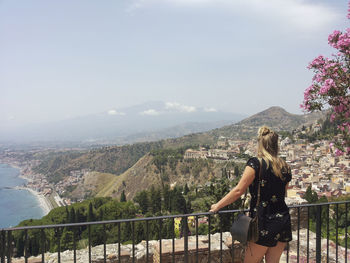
[16,186,52,215]
[0,162,53,216]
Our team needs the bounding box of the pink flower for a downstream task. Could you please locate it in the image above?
[319,78,336,95]
[308,55,325,69]
[328,30,341,44]
[335,148,344,156]
[319,86,330,95]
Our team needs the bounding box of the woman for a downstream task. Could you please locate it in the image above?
[210,126,292,263]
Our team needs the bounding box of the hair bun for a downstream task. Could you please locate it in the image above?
[258,126,271,137]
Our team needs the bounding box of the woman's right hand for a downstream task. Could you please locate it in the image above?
[209,203,220,213]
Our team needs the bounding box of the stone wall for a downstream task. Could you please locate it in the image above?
[289,206,309,230]
[12,232,245,263]
[153,233,244,263]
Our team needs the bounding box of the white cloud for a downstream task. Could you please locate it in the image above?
[140,109,161,116]
[165,102,197,113]
[129,0,339,32]
[204,107,217,112]
[107,110,126,116]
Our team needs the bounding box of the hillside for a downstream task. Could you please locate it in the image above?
[96,151,245,201]
[33,133,216,184]
[33,141,164,183]
[32,106,325,186]
[64,171,117,200]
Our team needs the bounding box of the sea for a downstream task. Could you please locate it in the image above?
[0,163,46,228]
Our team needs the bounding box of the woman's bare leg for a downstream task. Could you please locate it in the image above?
[265,242,286,263]
[243,242,268,263]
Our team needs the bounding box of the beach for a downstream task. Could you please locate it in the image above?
[0,163,50,227]
[22,187,52,215]
[3,162,53,215]
[11,165,54,215]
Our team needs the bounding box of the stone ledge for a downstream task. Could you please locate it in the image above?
[10,232,245,263]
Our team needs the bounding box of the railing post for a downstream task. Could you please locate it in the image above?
[133,221,136,263]
[316,205,322,263]
[73,228,77,263]
[336,203,339,263]
[0,231,4,263]
[172,218,175,263]
[24,230,28,263]
[88,225,91,263]
[7,231,11,263]
[297,207,300,263]
[327,204,330,263]
[219,214,223,263]
[103,224,106,263]
[118,223,121,263]
[346,202,348,263]
[184,216,188,263]
[195,216,198,263]
[208,214,211,262]
[146,220,150,263]
[41,229,45,263]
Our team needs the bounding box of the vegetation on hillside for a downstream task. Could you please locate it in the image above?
[95,146,246,201]
[33,141,164,183]
[297,113,340,143]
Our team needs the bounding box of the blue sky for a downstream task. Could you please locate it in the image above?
[1,0,349,128]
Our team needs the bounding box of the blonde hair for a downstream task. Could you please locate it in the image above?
[257,126,289,179]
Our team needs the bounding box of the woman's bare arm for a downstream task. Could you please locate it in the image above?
[285,183,289,197]
[209,166,255,213]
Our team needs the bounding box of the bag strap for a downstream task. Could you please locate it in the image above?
[256,158,263,209]
[240,158,263,212]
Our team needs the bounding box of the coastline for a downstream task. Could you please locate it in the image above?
[0,162,53,216]
[20,187,52,215]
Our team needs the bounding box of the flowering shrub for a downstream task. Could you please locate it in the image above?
[301,3,350,155]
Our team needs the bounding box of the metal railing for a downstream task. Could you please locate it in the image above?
[0,200,349,263]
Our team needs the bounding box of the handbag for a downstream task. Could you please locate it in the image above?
[230,158,262,244]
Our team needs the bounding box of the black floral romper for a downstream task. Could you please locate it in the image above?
[246,157,292,247]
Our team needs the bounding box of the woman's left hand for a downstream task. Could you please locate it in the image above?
[209,203,219,213]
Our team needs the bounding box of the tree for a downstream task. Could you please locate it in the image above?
[183,184,189,195]
[172,187,187,213]
[120,190,126,202]
[65,206,70,223]
[234,165,240,178]
[304,186,318,203]
[150,187,162,214]
[162,184,171,212]
[134,190,149,214]
[87,202,94,222]
[301,5,350,155]
[69,207,76,223]
[60,230,74,250]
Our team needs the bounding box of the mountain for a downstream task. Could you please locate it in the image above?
[208,106,325,139]
[0,101,245,144]
[120,120,232,144]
